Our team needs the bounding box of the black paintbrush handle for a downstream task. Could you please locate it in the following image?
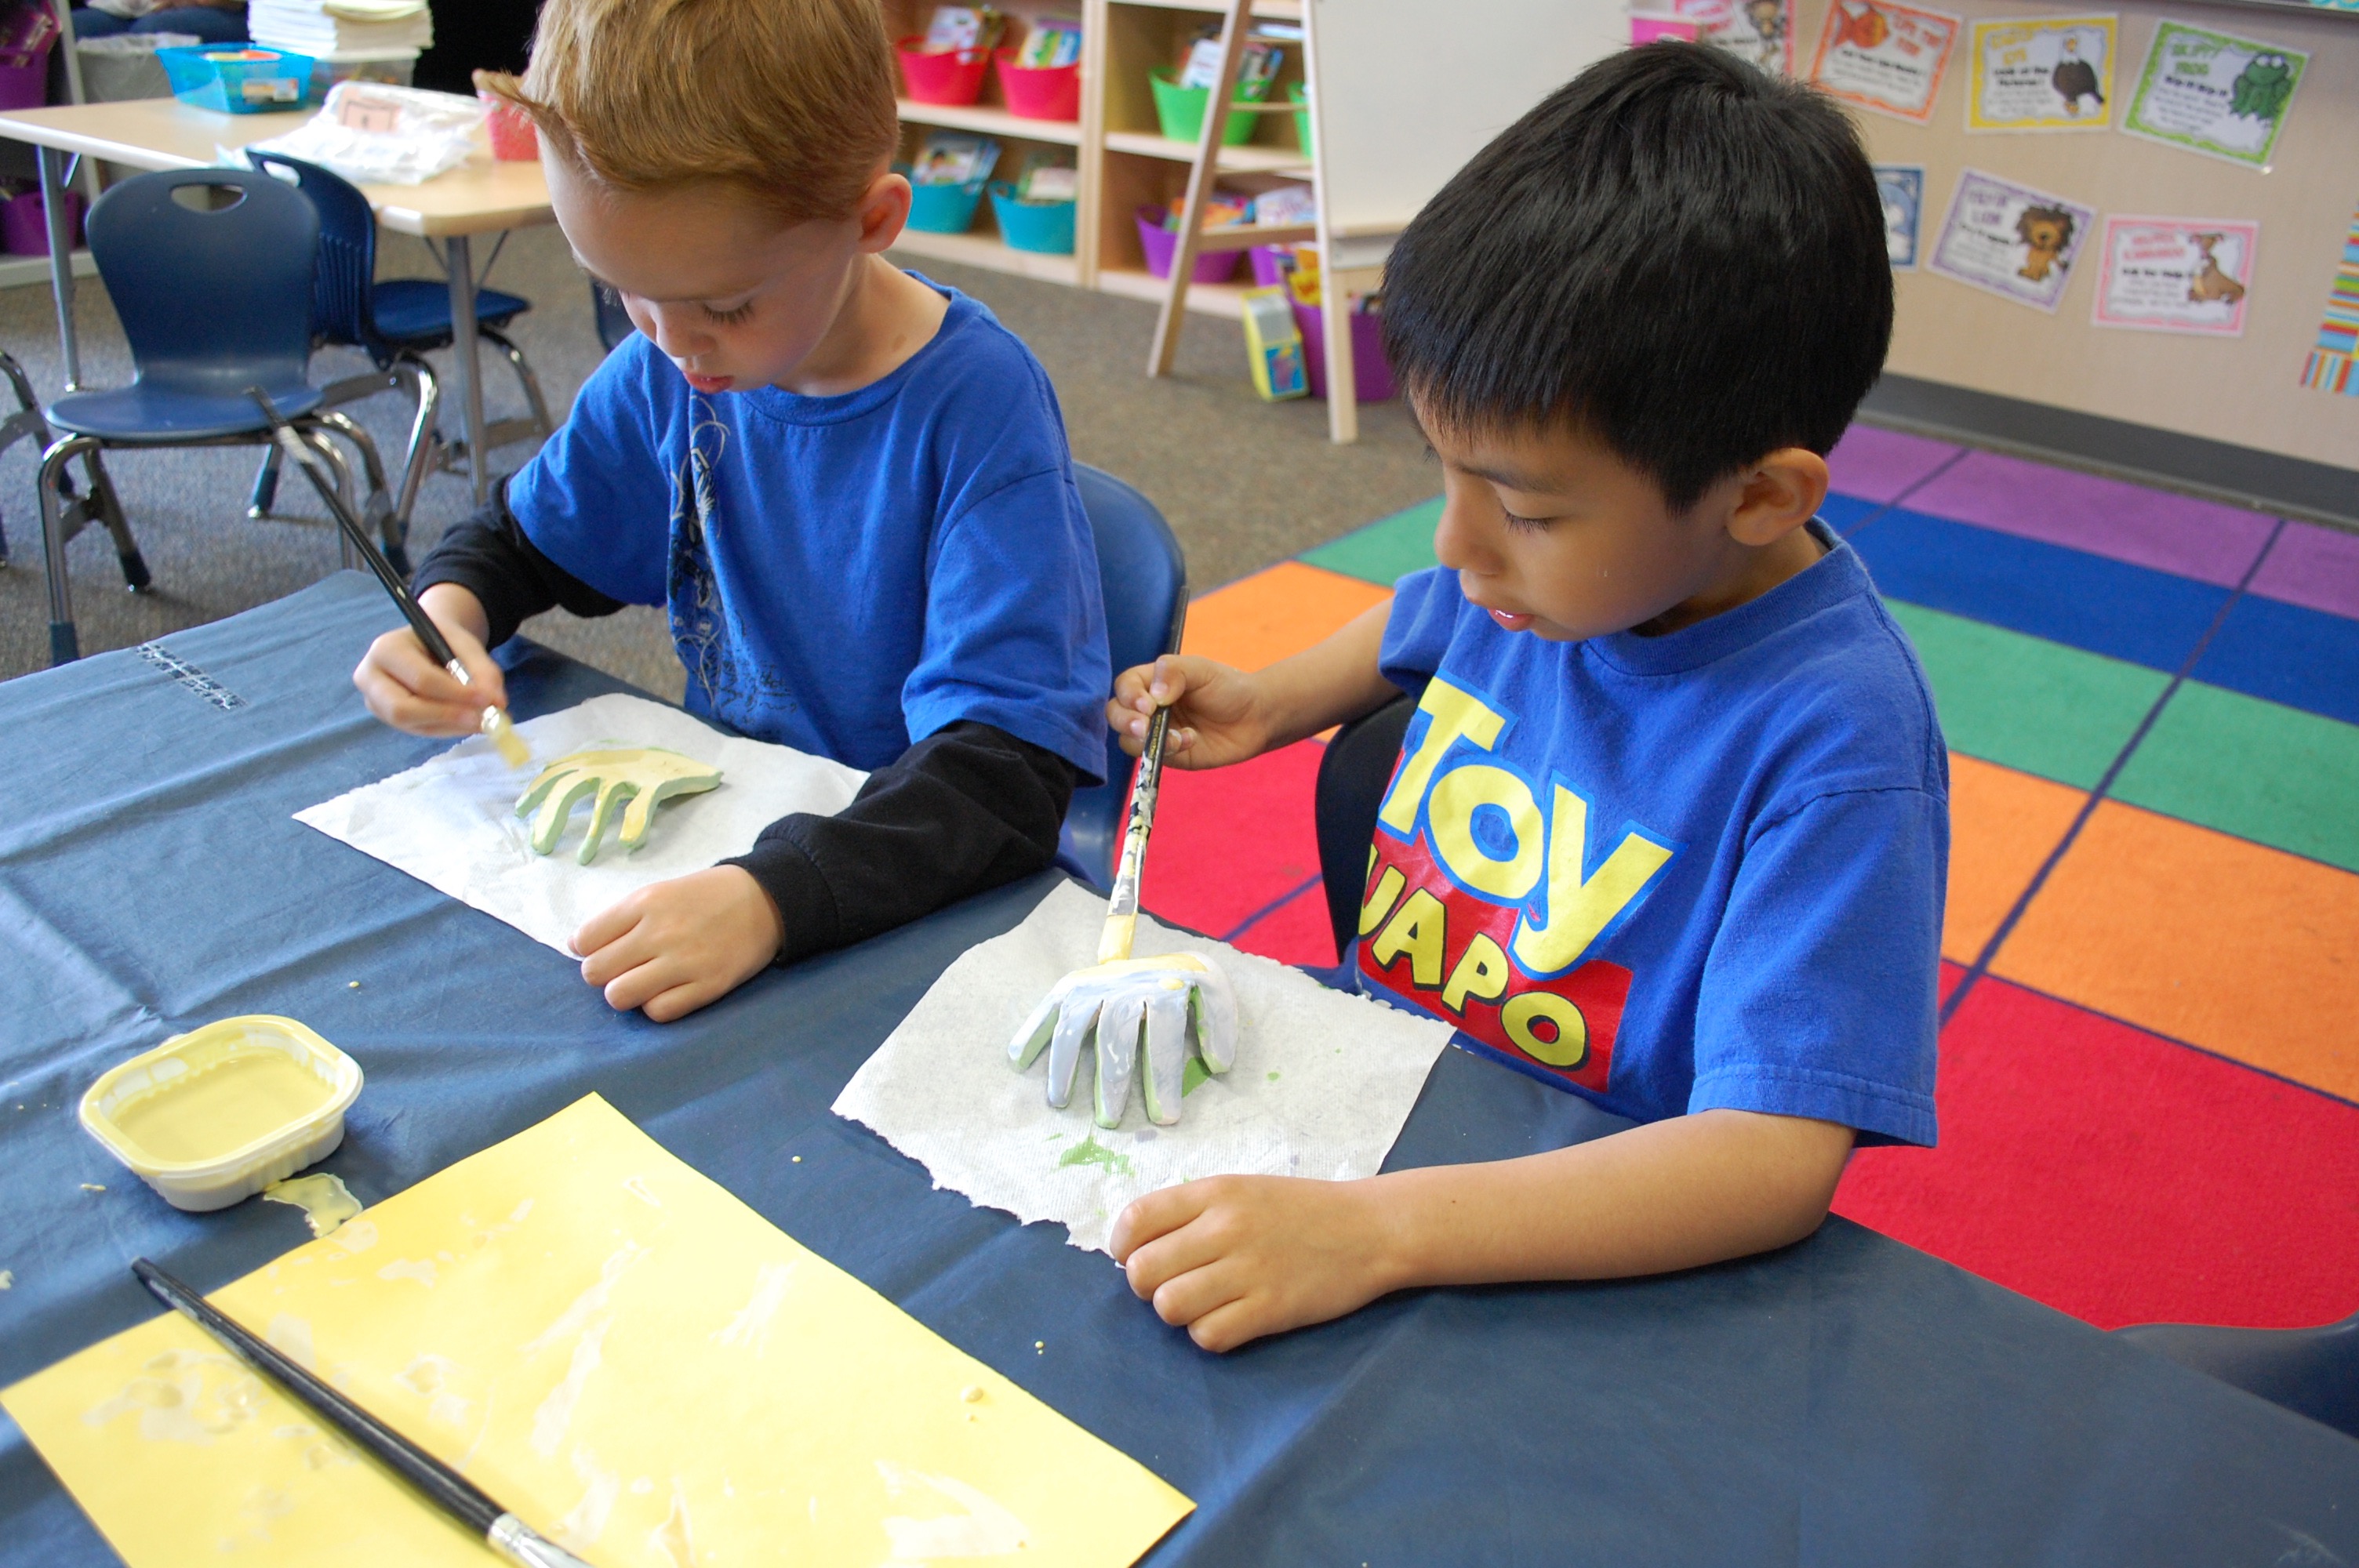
[242,387,459,669]
[133,1258,503,1534]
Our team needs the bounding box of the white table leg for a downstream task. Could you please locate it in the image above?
[39,146,82,391]
[446,234,490,506]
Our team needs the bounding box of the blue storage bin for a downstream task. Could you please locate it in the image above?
[159,45,312,114]
[904,176,987,234]
[989,183,1074,255]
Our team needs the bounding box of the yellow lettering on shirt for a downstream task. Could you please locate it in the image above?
[1429,764,1544,902]
[1440,933,1512,1014]
[1358,864,1408,937]
[1502,991,1588,1068]
[1377,678,1505,836]
[1510,783,1674,976]
[1369,888,1448,988]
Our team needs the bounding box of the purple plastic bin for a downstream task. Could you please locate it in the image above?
[2,188,80,256]
[1249,243,1291,289]
[1135,206,1241,285]
[0,61,47,111]
[1293,297,1395,404]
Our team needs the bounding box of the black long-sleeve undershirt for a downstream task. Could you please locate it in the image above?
[412,491,1079,965]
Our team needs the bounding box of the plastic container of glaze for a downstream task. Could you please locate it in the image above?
[78,1016,362,1212]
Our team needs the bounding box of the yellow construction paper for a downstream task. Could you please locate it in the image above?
[3,1095,1192,1566]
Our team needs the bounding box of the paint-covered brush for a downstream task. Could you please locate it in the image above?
[131,1258,594,1567]
[244,387,530,768]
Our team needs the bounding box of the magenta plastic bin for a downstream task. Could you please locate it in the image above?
[2,188,81,256]
[1292,298,1394,403]
[1135,207,1242,284]
[0,60,46,111]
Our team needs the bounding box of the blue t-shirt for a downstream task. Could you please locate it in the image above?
[507,279,1110,781]
[1361,528,1946,1146]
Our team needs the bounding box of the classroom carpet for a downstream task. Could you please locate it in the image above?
[1135,426,2359,1334]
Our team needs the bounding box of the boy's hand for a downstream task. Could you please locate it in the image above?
[1106,655,1272,770]
[352,585,509,738]
[1110,1174,1404,1352]
[572,865,784,1022]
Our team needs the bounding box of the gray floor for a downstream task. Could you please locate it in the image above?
[0,224,1442,688]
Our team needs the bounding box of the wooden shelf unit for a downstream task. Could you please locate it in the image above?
[883,0,1313,313]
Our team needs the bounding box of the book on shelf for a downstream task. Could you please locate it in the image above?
[918,5,1005,54]
[1015,18,1082,69]
[911,131,1000,186]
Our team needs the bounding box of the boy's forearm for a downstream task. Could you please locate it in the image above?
[1365,1110,1855,1290]
[417,583,491,646]
[1250,601,1401,749]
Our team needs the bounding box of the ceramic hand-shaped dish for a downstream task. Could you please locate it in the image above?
[1008,953,1238,1127]
[514,746,723,864]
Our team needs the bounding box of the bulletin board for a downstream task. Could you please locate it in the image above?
[1776,0,2357,476]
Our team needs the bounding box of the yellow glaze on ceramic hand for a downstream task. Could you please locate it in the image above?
[515,747,724,865]
[6,1095,1193,1567]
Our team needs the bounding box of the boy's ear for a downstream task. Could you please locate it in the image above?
[1725,448,1830,547]
[853,168,914,255]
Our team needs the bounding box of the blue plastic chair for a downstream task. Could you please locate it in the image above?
[1058,463,1188,891]
[592,281,636,354]
[37,166,391,666]
[0,350,61,570]
[242,151,552,564]
[2115,1312,2359,1440]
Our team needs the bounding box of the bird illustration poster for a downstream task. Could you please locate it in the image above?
[1876,165,1926,267]
[1671,0,1794,74]
[1927,168,2096,311]
[1811,0,1961,122]
[1966,15,2117,130]
[2092,216,2258,336]
[2121,20,2306,169]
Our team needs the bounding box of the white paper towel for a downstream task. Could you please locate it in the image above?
[296,694,867,955]
[834,880,1455,1254]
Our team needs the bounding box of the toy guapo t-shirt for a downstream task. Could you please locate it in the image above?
[1362,533,1946,1145]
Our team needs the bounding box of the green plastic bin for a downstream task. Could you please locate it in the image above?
[1289,82,1311,156]
[1150,68,1272,147]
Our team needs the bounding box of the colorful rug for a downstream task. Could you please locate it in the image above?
[1137,426,2359,1332]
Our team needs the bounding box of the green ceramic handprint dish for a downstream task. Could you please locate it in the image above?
[514,747,723,864]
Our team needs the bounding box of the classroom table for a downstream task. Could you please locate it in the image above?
[2,575,2355,1566]
[0,97,556,506]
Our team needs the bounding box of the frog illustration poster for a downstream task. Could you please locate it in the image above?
[2122,20,2307,169]
[1927,169,2096,311]
[1672,0,1794,74]
[2092,216,2258,336]
[1967,15,2118,130]
[1876,165,1926,267]
[1811,0,1961,122]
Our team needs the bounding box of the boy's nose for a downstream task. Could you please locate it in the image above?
[1431,495,1496,575]
[640,305,712,362]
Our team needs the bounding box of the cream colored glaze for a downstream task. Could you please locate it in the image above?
[261,1174,361,1237]
[109,1047,333,1164]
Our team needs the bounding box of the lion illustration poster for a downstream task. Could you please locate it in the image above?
[2123,20,2308,170]
[1927,169,2096,311]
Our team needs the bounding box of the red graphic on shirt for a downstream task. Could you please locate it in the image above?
[1357,827,1631,1092]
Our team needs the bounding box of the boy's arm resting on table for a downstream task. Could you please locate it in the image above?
[1114,1109,1855,1352]
[723,720,1078,967]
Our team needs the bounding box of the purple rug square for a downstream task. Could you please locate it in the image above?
[1906,452,2274,586]
[1826,424,1961,503]
[2249,522,2359,622]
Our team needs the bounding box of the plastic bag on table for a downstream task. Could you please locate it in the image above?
[241,80,488,186]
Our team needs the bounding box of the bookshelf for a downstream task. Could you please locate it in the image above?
[881,0,1315,312]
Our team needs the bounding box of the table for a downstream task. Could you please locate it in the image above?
[3,576,2354,1565]
[0,97,558,507]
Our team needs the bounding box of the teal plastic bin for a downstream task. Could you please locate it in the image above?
[904,176,988,234]
[158,45,311,114]
[989,183,1074,254]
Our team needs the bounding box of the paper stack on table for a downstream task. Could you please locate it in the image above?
[835,880,1456,1253]
[249,0,434,56]
[296,693,866,956]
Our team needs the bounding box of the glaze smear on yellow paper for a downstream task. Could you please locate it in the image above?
[2,1095,1192,1566]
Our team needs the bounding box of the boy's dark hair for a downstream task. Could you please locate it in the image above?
[1381,45,1892,511]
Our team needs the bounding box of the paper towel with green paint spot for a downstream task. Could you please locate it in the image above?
[833,881,1454,1253]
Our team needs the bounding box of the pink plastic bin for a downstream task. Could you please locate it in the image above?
[897,38,989,106]
[1136,207,1242,284]
[479,93,538,160]
[2,188,80,256]
[994,50,1079,120]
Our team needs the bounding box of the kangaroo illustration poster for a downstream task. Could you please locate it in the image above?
[1927,169,2097,312]
[2123,20,2308,170]
[1811,0,1962,122]
[1966,14,2117,131]
[2093,217,2258,336]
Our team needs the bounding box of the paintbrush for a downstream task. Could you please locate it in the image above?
[244,387,530,768]
[132,1258,594,1568]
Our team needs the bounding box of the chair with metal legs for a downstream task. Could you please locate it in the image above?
[242,151,553,566]
[36,165,391,665]
[0,350,62,568]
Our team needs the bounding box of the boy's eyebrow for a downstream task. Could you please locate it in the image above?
[1456,457,1562,495]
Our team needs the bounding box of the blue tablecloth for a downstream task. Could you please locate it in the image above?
[3,574,2354,1566]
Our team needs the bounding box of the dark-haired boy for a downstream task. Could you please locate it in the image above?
[1101,45,1946,1352]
